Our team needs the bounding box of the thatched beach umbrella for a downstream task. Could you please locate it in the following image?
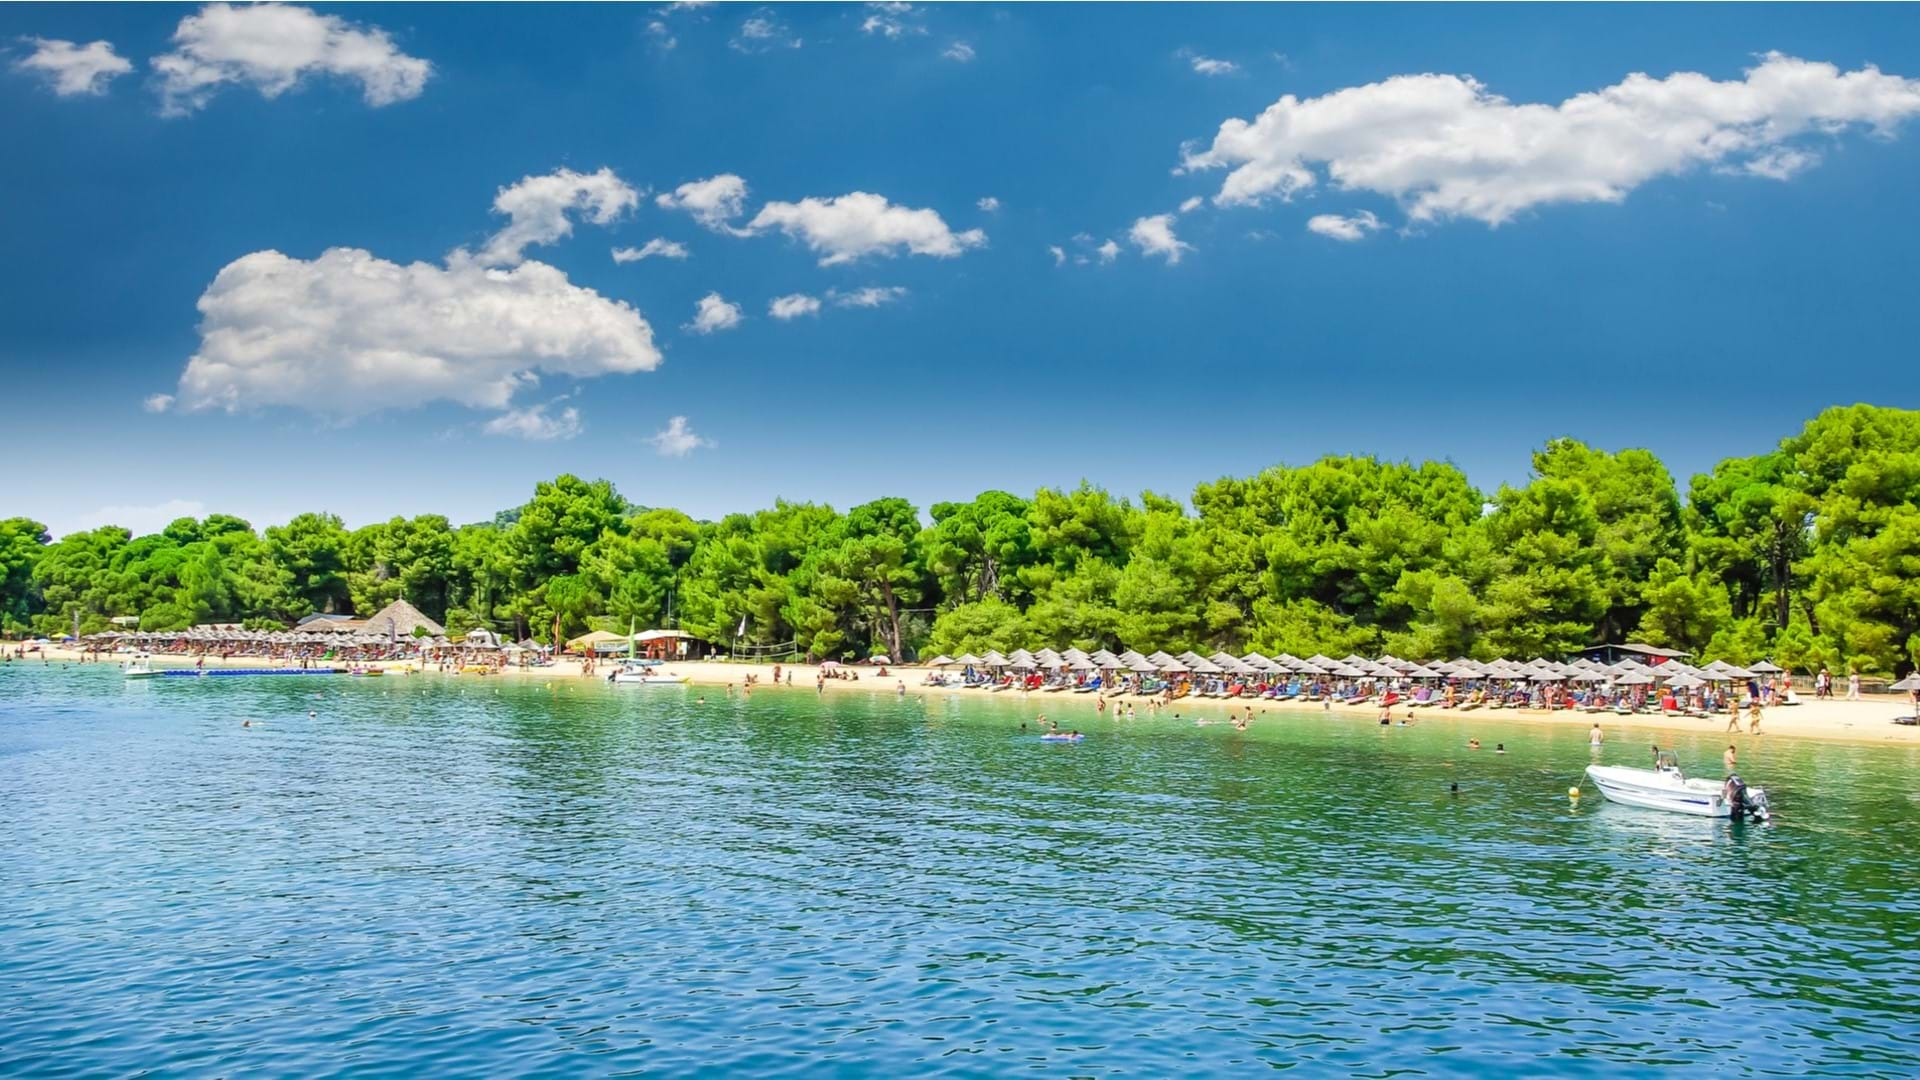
[1888,673,1919,692]
[1747,660,1784,674]
[927,654,956,667]
[981,650,1009,667]
[953,653,983,667]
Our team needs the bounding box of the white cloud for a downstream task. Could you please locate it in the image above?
[649,415,711,457]
[686,292,743,334]
[656,174,749,231]
[173,247,660,417]
[731,12,801,53]
[1047,244,1066,266]
[72,498,208,538]
[612,238,690,263]
[1191,56,1238,77]
[1178,196,1204,214]
[976,195,1000,212]
[1740,147,1819,180]
[1096,239,1121,264]
[143,393,175,414]
[1182,52,1920,226]
[944,40,976,63]
[746,191,986,265]
[646,20,676,50]
[831,285,908,308]
[1128,214,1191,264]
[482,400,582,441]
[479,167,638,266]
[153,2,431,116]
[1306,210,1384,241]
[12,38,133,96]
[768,293,822,319]
[862,2,925,39]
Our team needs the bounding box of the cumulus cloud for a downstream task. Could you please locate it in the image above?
[478,167,639,266]
[143,393,175,414]
[976,195,1000,212]
[1306,210,1384,241]
[686,292,743,334]
[153,2,431,116]
[1096,239,1121,264]
[1190,55,1237,76]
[613,237,691,263]
[1181,52,1920,226]
[12,38,133,96]
[1047,244,1066,266]
[730,11,800,53]
[746,192,985,265]
[768,293,822,319]
[831,285,908,308]
[483,400,582,441]
[656,174,749,231]
[862,2,924,39]
[649,415,711,457]
[173,247,661,417]
[1128,214,1191,263]
[1178,196,1204,214]
[944,41,976,63]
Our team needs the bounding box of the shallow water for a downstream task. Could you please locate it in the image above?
[3,663,1917,1076]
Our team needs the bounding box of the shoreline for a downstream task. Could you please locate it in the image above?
[20,647,1920,748]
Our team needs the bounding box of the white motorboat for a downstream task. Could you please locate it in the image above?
[124,653,158,679]
[608,659,688,686]
[1585,752,1770,821]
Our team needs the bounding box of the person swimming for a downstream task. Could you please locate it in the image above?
[1468,739,1481,750]
[1495,743,1506,754]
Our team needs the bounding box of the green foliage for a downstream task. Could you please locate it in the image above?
[7,407,1918,675]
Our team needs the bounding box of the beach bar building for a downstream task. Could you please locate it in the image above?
[1577,642,1692,666]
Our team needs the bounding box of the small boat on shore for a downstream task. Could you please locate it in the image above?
[1585,752,1770,821]
[608,659,688,685]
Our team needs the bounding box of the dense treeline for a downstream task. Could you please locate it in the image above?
[3,405,1916,674]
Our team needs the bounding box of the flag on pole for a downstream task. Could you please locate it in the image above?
[736,614,748,638]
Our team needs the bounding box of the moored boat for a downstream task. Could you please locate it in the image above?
[1585,752,1770,821]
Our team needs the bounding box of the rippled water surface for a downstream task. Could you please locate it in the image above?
[3,664,1918,1076]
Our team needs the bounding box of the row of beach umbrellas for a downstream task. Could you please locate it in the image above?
[921,648,1792,686]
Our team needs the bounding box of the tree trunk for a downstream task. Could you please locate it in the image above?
[879,578,903,660]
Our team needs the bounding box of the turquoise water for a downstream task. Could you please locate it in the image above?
[3,664,1917,1076]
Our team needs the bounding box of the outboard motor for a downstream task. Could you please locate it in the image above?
[1724,774,1772,823]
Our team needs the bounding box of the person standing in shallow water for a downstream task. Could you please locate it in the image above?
[1724,744,1738,773]
[1589,723,1604,746]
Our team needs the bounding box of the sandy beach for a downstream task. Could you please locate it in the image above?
[22,645,1920,747]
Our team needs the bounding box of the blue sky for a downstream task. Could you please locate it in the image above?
[4,3,1918,537]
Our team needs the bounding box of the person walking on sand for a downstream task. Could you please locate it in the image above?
[1726,695,1741,733]
[1748,698,1763,735]
[1846,669,1861,701]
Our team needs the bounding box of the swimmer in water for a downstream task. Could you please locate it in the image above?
[1589,723,1604,746]
[1468,739,1481,750]
[1495,743,1506,754]
[242,719,251,728]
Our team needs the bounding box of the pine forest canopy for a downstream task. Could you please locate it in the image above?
[4,405,1917,676]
